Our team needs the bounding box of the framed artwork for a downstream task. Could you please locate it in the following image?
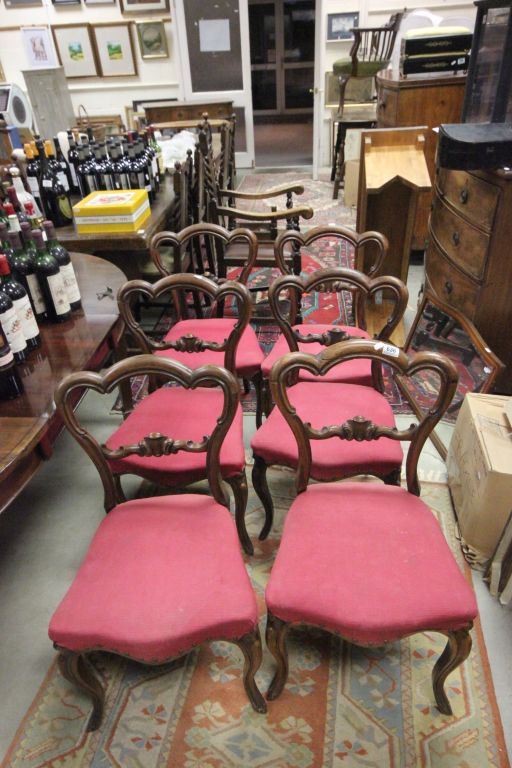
[52,0,81,5]
[136,21,168,59]
[327,12,359,41]
[84,0,116,4]
[92,23,138,77]
[0,59,5,82]
[52,24,99,78]
[21,26,57,69]
[120,0,169,13]
[4,0,43,7]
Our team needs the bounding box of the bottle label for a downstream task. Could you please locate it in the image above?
[137,172,146,189]
[12,295,39,340]
[8,217,21,233]
[151,156,158,177]
[47,273,71,316]
[0,347,14,367]
[28,176,41,196]
[57,171,70,192]
[60,262,81,304]
[57,195,73,222]
[86,174,97,191]
[26,273,47,314]
[42,180,53,189]
[103,175,114,190]
[70,164,79,187]
[0,306,26,353]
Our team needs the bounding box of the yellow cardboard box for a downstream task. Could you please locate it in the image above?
[447,393,512,565]
[72,190,151,234]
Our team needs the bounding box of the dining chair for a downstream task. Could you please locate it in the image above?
[50,356,267,731]
[264,339,477,715]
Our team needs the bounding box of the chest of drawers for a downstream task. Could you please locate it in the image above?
[426,168,512,392]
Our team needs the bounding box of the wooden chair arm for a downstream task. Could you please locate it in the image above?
[216,204,314,222]
[218,183,305,200]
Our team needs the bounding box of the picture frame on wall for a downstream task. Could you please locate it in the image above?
[84,0,116,4]
[92,23,138,77]
[52,24,99,78]
[21,26,57,69]
[326,12,359,41]
[4,0,43,7]
[136,21,169,59]
[51,0,81,6]
[119,0,169,13]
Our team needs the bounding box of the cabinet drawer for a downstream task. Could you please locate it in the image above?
[430,196,489,281]
[436,169,499,231]
[426,239,478,319]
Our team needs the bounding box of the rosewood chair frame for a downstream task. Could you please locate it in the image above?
[117,274,257,550]
[253,266,408,540]
[265,340,474,716]
[53,356,267,729]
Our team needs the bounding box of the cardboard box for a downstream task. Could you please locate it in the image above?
[447,393,512,565]
[72,190,151,234]
[344,160,360,207]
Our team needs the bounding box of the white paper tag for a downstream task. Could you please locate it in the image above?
[60,262,81,304]
[42,180,53,189]
[12,295,39,340]
[57,171,70,191]
[374,341,400,358]
[47,273,71,316]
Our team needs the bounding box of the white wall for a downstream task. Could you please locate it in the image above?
[0,0,182,125]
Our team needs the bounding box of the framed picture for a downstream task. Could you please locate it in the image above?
[21,26,57,69]
[52,0,81,5]
[0,59,5,82]
[136,21,168,59]
[84,0,116,4]
[120,0,169,13]
[92,23,138,77]
[327,12,359,42]
[4,0,43,7]
[52,24,99,78]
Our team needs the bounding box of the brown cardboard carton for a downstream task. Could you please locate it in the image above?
[447,393,512,565]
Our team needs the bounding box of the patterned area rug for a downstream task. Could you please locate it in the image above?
[3,472,508,768]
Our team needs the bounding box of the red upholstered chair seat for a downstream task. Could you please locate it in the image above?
[266,483,478,646]
[261,325,372,385]
[49,495,258,662]
[158,318,264,378]
[106,388,244,484]
[251,382,402,480]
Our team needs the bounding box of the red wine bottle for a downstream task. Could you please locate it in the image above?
[0,253,40,350]
[7,230,48,322]
[0,324,23,400]
[42,220,82,311]
[32,229,71,323]
[36,139,73,228]
[0,287,27,363]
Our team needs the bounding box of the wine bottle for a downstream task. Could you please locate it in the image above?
[3,202,21,234]
[42,220,81,311]
[7,230,48,322]
[36,139,73,228]
[6,186,30,226]
[24,144,45,214]
[66,131,81,195]
[54,136,74,194]
[23,202,44,231]
[0,287,27,363]
[142,130,160,194]
[45,140,70,193]
[0,324,23,400]
[9,167,43,218]
[135,139,154,202]
[111,144,130,190]
[0,253,40,350]
[149,125,165,175]
[0,222,12,253]
[32,229,71,322]
[77,145,97,196]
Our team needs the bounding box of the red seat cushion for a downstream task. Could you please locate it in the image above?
[266,483,477,645]
[251,382,403,480]
[49,495,257,661]
[106,387,245,483]
[261,325,372,385]
[157,318,264,378]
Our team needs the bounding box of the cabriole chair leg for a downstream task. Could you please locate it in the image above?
[265,612,289,700]
[234,627,267,713]
[57,650,105,732]
[226,470,252,555]
[432,627,473,715]
[252,454,274,540]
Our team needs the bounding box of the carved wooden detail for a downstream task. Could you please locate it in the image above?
[102,431,210,460]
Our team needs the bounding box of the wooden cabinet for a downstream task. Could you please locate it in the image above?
[143,100,234,124]
[426,168,512,393]
[376,69,466,250]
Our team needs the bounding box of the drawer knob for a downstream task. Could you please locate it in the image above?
[459,187,469,204]
[452,231,460,246]
[444,280,453,295]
